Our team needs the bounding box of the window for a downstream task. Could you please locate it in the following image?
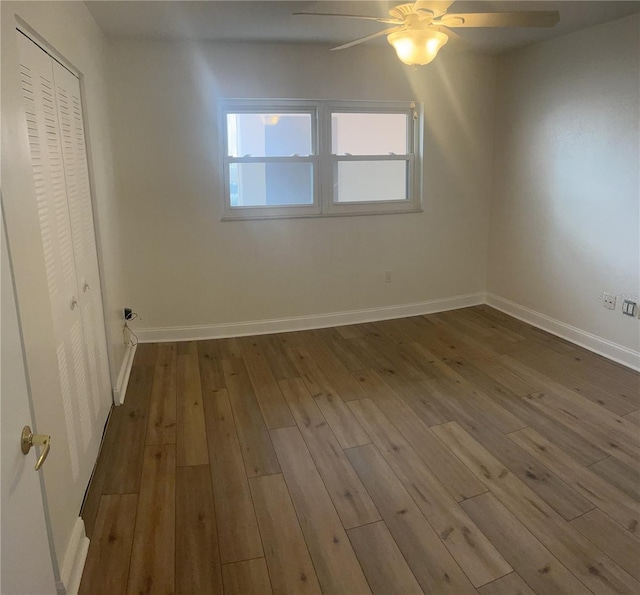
[221,100,422,219]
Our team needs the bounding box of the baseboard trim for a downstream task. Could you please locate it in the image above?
[486,293,640,371]
[112,343,137,406]
[132,291,639,371]
[57,517,89,595]
[136,292,485,343]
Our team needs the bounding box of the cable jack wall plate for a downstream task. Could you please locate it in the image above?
[602,293,616,310]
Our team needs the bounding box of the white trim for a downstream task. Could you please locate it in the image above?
[325,101,421,216]
[220,99,422,220]
[112,343,137,406]
[486,293,640,372]
[136,293,485,343]
[221,100,321,220]
[136,292,640,371]
[15,21,80,77]
[58,517,89,595]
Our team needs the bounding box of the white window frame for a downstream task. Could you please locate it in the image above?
[220,99,422,220]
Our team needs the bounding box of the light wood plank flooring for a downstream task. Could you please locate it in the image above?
[79,305,640,594]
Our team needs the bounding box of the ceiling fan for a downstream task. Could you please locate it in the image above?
[294,1,560,66]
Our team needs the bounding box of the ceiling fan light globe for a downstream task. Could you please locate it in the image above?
[387,29,448,65]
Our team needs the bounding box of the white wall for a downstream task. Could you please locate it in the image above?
[488,14,640,356]
[2,1,127,386]
[108,40,496,331]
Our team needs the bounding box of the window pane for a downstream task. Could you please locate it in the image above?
[331,113,408,155]
[227,113,313,157]
[334,161,407,203]
[229,162,313,207]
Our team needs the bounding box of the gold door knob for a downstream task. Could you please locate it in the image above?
[21,426,51,471]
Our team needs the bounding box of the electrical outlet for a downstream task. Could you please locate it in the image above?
[384,270,392,283]
[602,293,616,310]
[622,300,637,317]
[123,307,133,320]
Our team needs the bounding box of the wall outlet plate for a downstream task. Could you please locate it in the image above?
[602,293,616,310]
[622,300,637,317]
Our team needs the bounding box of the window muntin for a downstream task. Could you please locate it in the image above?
[221,100,420,219]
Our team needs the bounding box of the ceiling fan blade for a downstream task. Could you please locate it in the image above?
[330,27,403,51]
[437,26,467,48]
[293,12,402,25]
[412,1,455,17]
[441,11,560,28]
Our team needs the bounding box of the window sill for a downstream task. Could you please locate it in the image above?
[221,207,423,222]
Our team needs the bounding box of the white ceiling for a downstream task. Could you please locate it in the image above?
[86,1,640,54]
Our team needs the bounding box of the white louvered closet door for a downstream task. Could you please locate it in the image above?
[17,33,109,488]
[52,61,112,423]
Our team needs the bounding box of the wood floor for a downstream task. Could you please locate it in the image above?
[79,305,640,595]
